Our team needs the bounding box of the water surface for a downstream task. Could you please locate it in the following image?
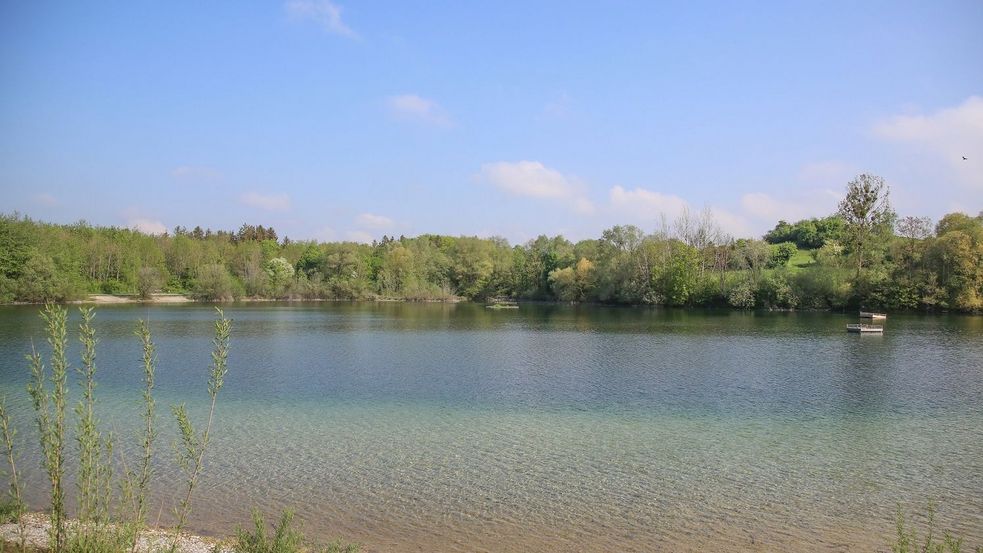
[1,303,980,551]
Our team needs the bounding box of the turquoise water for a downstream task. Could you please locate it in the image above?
[1,303,981,551]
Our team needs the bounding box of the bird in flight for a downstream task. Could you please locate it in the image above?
[964,156,969,160]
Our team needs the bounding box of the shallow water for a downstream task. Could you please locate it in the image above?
[1,303,981,551]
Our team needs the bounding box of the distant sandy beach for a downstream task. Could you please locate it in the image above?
[77,294,194,304]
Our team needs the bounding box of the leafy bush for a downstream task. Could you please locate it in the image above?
[136,266,163,299]
[757,270,798,309]
[892,504,982,553]
[728,280,755,308]
[236,510,304,553]
[235,509,361,553]
[767,242,797,268]
[192,264,242,301]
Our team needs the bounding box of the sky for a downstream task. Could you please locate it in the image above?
[1,1,981,244]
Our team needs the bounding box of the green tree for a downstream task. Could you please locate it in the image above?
[549,257,596,302]
[733,239,771,284]
[264,257,295,297]
[896,216,932,270]
[295,245,324,277]
[136,267,163,299]
[926,229,982,310]
[838,174,895,274]
[192,264,240,301]
[767,242,797,268]
[655,241,700,306]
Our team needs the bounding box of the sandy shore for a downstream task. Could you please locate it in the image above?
[77,293,194,304]
[72,294,465,305]
[0,512,233,553]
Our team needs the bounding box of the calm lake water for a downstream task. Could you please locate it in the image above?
[1,303,981,552]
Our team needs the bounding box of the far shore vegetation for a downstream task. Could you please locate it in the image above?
[1,174,981,312]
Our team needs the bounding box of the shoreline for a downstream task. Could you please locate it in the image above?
[0,512,232,553]
[0,295,970,315]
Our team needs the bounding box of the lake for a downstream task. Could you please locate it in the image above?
[1,303,981,551]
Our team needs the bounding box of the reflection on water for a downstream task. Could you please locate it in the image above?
[0,303,981,551]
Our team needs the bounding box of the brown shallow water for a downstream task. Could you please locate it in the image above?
[1,303,981,551]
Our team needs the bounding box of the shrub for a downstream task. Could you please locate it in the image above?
[235,509,361,553]
[892,504,982,553]
[192,264,242,301]
[235,510,304,553]
[767,242,797,268]
[728,280,756,308]
[136,267,163,299]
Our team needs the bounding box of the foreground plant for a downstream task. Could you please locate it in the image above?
[892,503,982,553]
[27,304,70,551]
[7,306,356,553]
[235,509,304,553]
[0,396,26,550]
[170,308,233,549]
[235,509,360,553]
[74,307,113,526]
[120,319,158,551]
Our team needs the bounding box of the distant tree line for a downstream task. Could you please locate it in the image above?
[1,175,980,311]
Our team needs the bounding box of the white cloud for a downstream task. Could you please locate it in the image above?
[240,191,291,212]
[171,165,222,181]
[315,226,337,241]
[739,191,841,233]
[609,185,690,220]
[711,208,754,238]
[356,213,393,229]
[873,96,983,189]
[479,161,595,214]
[345,230,374,243]
[541,93,572,120]
[482,161,570,199]
[386,94,453,127]
[571,197,594,214]
[33,193,58,206]
[129,218,167,235]
[739,192,822,222]
[285,0,358,38]
[608,185,752,237]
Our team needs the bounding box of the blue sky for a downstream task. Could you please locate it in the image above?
[1,1,981,244]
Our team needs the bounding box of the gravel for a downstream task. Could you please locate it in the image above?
[0,512,235,553]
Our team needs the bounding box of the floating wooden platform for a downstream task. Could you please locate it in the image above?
[859,311,887,320]
[847,323,884,333]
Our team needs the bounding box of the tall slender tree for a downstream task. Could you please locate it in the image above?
[837,173,895,275]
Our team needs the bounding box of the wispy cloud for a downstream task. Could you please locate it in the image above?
[873,96,983,189]
[608,185,751,237]
[356,213,394,229]
[315,226,337,241]
[386,94,453,127]
[128,218,168,235]
[171,165,222,182]
[286,0,358,39]
[121,207,168,235]
[479,160,594,214]
[609,186,689,220]
[345,230,374,243]
[541,92,573,120]
[240,191,291,212]
[33,192,58,206]
[741,192,804,221]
